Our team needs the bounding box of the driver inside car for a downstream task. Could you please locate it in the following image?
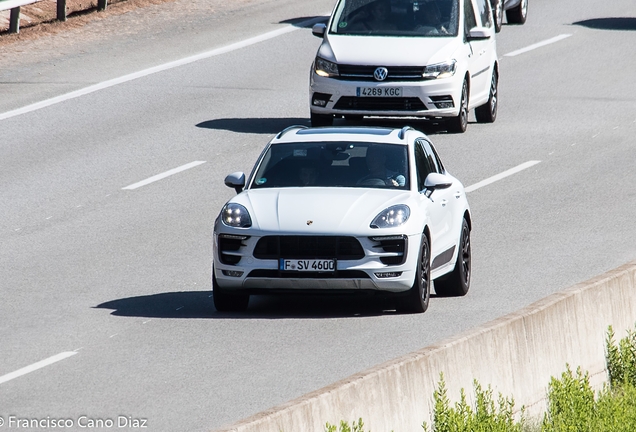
[357,145,406,187]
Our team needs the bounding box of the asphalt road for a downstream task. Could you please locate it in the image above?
[1,0,635,430]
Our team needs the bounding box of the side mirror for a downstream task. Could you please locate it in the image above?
[467,27,491,41]
[312,23,327,38]
[424,172,453,191]
[224,172,246,194]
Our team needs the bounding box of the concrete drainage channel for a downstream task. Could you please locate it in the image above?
[213,260,636,432]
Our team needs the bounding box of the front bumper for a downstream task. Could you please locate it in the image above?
[309,71,463,118]
[213,232,422,293]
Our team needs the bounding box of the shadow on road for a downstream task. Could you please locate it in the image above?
[572,17,636,31]
[94,291,436,319]
[196,118,310,134]
[279,16,329,28]
[196,117,452,135]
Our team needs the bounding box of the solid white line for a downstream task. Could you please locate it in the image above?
[505,34,572,57]
[0,352,77,385]
[0,16,326,122]
[122,161,206,190]
[465,161,541,193]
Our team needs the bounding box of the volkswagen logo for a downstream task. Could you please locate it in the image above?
[374,67,389,81]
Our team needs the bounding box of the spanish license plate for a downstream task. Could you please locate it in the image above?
[279,259,336,272]
[357,87,403,97]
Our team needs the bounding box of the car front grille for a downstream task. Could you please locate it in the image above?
[338,65,426,82]
[253,236,365,260]
[334,97,427,111]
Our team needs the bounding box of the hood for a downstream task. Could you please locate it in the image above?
[233,188,412,235]
[320,35,459,66]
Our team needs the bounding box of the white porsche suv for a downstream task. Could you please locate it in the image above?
[309,0,499,133]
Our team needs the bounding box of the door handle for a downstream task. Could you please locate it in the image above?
[441,199,448,207]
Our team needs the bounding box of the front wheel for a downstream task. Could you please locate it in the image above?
[447,80,468,133]
[397,234,431,313]
[506,0,528,25]
[212,270,249,312]
[475,69,498,123]
[310,112,334,127]
[434,219,471,297]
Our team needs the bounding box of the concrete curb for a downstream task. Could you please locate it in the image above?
[214,260,636,432]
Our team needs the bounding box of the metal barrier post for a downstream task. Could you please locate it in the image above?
[9,6,20,33]
[57,0,66,21]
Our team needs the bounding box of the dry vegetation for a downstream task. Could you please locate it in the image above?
[0,0,176,45]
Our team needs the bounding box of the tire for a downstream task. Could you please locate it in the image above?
[434,219,471,297]
[397,234,431,313]
[506,0,527,25]
[212,270,249,312]
[310,112,334,127]
[447,80,468,134]
[475,69,498,123]
[492,0,503,32]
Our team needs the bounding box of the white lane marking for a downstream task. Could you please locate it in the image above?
[505,34,572,57]
[0,352,77,385]
[465,161,541,193]
[122,161,206,190]
[0,17,326,122]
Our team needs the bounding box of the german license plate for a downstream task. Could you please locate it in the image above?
[357,87,402,97]
[279,259,336,272]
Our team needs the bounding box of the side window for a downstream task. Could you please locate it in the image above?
[415,140,434,190]
[464,0,478,36]
[475,0,492,28]
[420,139,441,174]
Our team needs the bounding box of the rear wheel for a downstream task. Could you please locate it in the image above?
[212,270,249,312]
[397,234,431,313]
[475,69,498,123]
[506,0,528,25]
[447,80,468,133]
[310,112,334,127]
[434,219,471,297]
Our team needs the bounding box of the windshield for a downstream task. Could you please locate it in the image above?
[329,0,459,37]
[249,142,409,190]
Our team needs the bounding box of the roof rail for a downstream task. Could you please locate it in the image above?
[276,125,308,139]
[398,126,414,140]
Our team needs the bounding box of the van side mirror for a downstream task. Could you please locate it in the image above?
[312,23,327,38]
[468,27,491,40]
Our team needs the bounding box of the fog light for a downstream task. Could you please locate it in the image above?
[374,271,403,278]
[312,92,331,107]
[222,270,244,277]
[434,101,454,109]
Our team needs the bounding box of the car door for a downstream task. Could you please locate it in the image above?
[414,139,456,267]
[464,0,496,107]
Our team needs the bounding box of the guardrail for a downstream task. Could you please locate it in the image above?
[1,0,108,34]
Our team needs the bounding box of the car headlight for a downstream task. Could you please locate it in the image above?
[422,60,457,79]
[315,57,339,77]
[370,205,410,229]
[221,203,252,228]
